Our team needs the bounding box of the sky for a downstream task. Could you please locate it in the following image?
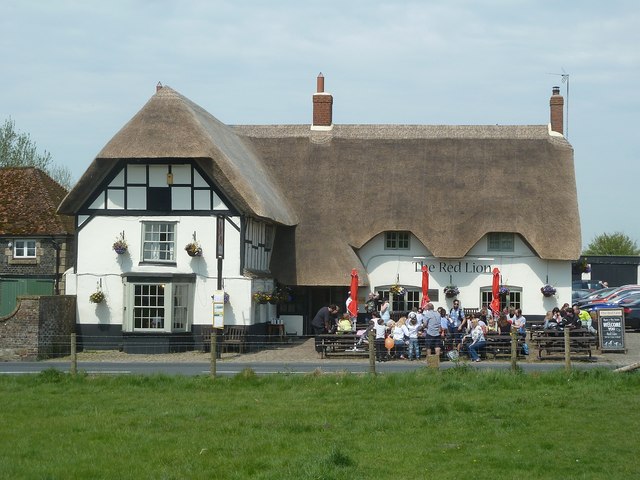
[1,0,639,250]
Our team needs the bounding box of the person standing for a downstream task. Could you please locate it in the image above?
[422,303,443,361]
[380,296,391,324]
[449,300,464,336]
[311,304,339,356]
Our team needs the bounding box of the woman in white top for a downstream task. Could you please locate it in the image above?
[391,317,409,359]
[467,318,486,362]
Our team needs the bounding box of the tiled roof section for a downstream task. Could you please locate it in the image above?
[0,167,75,235]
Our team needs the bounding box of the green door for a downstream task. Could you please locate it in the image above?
[0,278,54,317]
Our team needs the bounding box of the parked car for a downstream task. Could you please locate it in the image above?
[581,292,640,331]
[575,285,640,307]
[574,287,618,306]
[572,280,605,292]
[572,289,592,302]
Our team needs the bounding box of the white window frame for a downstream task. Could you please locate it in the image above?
[141,222,176,263]
[126,281,192,333]
[13,239,37,258]
[480,286,522,311]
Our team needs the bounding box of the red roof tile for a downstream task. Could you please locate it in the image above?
[0,167,74,236]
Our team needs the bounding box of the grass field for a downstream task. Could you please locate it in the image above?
[1,367,639,479]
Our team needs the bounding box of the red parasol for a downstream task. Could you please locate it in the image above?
[489,267,501,314]
[347,268,359,317]
[421,265,430,308]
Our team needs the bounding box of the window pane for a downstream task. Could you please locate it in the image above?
[14,240,36,258]
[133,284,165,329]
[173,284,188,330]
[142,223,175,262]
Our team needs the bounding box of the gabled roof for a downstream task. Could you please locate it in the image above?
[58,87,297,225]
[233,124,581,285]
[0,167,74,236]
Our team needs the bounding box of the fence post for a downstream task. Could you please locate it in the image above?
[210,329,217,378]
[564,326,571,372]
[70,333,77,376]
[510,326,518,372]
[368,329,376,375]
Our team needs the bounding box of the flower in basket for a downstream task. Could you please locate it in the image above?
[89,290,105,304]
[390,284,406,296]
[185,241,203,257]
[444,285,459,298]
[573,258,591,274]
[112,232,128,254]
[253,291,271,304]
[499,286,510,296]
[540,284,557,297]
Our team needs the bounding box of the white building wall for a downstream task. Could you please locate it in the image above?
[71,214,256,328]
[356,233,572,316]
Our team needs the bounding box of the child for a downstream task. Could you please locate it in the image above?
[373,318,388,362]
[336,313,352,334]
[406,316,422,361]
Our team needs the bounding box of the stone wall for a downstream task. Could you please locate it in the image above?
[0,295,76,360]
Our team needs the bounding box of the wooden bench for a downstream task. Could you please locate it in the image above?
[317,334,370,358]
[484,333,526,359]
[221,325,248,354]
[530,328,597,360]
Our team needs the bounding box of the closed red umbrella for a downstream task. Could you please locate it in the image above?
[347,268,358,318]
[421,265,430,308]
[490,267,501,314]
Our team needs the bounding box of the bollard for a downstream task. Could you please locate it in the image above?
[210,329,217,378]
[368,329,376,375]
[70,333,77,376]
[510,326,518,372]
[564,326,571,372]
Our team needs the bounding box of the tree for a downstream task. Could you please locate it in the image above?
[0,117,73,190]
[583,232,640,256]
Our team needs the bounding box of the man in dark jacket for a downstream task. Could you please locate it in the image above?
[311,304,340,355]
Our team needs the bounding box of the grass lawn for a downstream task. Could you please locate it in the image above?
[1,367,639,479]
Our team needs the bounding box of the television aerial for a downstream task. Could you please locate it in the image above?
[547,69,570,138]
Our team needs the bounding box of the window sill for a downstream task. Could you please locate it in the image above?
[7,258,38,265]
[138,261,177,267]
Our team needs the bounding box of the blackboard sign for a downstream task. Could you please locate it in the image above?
[598,308,625,352]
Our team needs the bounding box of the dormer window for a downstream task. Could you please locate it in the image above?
[488,233,514,252]
[385,231,410,250]
[14,240,36,258]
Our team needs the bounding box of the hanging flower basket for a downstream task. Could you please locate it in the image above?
[185,241,203,257]
[224,292,230,304]
[540,284,557,297]
[89,290,105,304]
[112,232,128,255]
[444,285,459,298]
[253,292,271,304]
[499,286,510,296]
[573,258,591,274]
[390,284,406,296]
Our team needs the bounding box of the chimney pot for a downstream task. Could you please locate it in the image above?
[552,85,560,95]
[156,82,163,92]
[316,73,324,93]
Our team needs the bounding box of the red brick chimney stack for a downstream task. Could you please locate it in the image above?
[312,73,333,128]
[550,86,564,135]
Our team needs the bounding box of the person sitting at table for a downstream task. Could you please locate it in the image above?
[336,313,352,334]
[543,311,558,330]
[467,318,486,362]
[573,304,596,334]
[486,316,499,334]
[497,314,511,334]
[559,307,581,330]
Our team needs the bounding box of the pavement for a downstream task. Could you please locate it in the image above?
[43,331,640,369]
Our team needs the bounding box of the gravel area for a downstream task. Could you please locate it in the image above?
[44,332,640,367]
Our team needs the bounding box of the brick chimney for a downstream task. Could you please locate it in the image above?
[550,86,564,135]
[312,73,333,128]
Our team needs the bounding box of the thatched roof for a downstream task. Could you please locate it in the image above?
[0,167,74,236]
[58,87,297,225]
[233,124,581,286]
